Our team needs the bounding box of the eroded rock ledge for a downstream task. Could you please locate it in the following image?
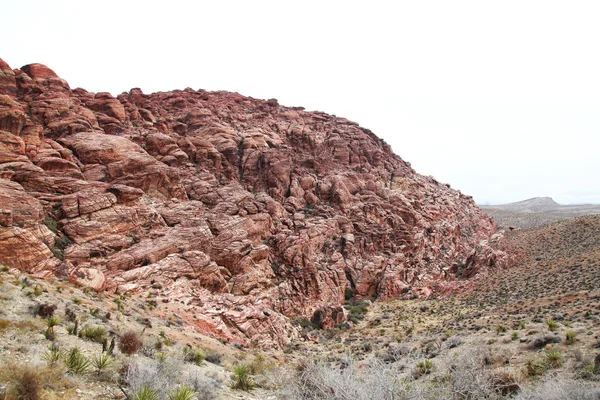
[0,58,507,347]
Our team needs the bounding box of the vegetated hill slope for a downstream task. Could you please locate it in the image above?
[279,215,600,399]
[482,208,568,230]
[482,197,600,229]
[468,214,600,309]
[0,58,505,347]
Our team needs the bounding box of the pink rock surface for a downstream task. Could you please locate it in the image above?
[0,59,507,348]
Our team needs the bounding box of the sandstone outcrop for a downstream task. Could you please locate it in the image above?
[0,57,506,347]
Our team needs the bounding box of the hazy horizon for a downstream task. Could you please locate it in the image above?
[2,1,599,205]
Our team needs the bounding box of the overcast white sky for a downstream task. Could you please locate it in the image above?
[2,0,599,204]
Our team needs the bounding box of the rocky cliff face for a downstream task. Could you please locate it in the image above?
[0,58,506,347]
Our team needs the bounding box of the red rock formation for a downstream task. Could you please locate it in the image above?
[0,57,506,347]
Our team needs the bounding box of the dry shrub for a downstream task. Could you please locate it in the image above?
[0,362,72,400]
[125,357,219,400]
[0,363,42,400]
[445,347,499,399]
[34,303,57,318]
[120,331,142,355]
[513,375,600,400]
[278,357,402,400]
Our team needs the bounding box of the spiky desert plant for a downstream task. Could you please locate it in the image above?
[42,345,63,367]
[525,358,545,377]
[64,347,91,375]
[167,385,197,400]
[91,353,114,372]
[79,325,107,343]
[45,316,60,340]
[131,386,159,400]
[545,319,558,332]
[154,352,168,362]
[231,365,255,391]
[546,350,563,368]
[565,331,577,345]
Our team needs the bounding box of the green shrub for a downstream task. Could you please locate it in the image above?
[249,353,272,375]
[296,317,318,330]
[496,324,508,335]
[546,350,563,368]
[344,287,355,301]
[32,285,43,296]
[344,300,369,323]
[79,325,107,343]
[525,358,546,376]
[513,321,526,330]
[565,331,577,345]
[43,215,58,234]
[183,347,206,366]
[416,359,433,376]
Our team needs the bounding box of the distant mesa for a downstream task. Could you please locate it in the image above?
[481,197,600,229]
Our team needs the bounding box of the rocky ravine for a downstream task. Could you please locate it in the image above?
[0,58,507,347]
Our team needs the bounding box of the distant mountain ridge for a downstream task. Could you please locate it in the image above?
[481,197,600,229]
[482,197,600,216]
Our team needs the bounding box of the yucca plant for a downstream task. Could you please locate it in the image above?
[167,385,197,400]
[91,353,113,373]
[416,359,433,376]
[231,365,255,391]
[545,319,558,332]
[64,347,90,375]
[45,316,60,340]
[42,345,63,366]
[546,350,563,368]
[565,331,577,345]
[132,386,159,400]
[79,325,107,343]
[525,358,545,376]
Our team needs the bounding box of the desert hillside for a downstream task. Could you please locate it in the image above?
[1,212,598,399]
[0,58,506,349]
